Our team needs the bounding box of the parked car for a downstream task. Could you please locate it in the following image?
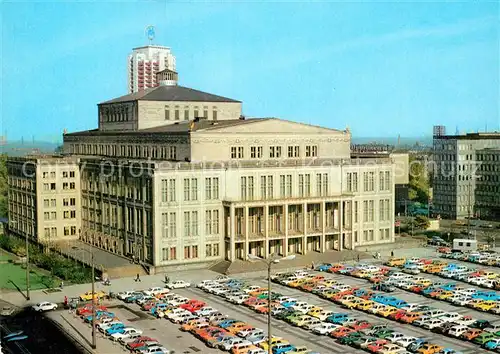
[32,302,57,312]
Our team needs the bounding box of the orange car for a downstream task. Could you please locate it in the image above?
[232,344,259,354]
[328,264,344,273]
[400,312,422,324]
[417,344,444,354]
[329,327,356,338]
[226,322,249,334]
[249,288,267,296]
[460,328,483,341]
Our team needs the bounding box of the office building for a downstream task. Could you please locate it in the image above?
[128,45,176,93]
[432,128,500,219]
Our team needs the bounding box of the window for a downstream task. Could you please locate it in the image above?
[299,174,311,197]
[62,171,68,178]
[206,244,212,257]
[269,146,282,158]
[241,177,247,200]
[162,213,168,239]
[261,175,273,199]
[50,183,56,190]
[184,108,189,120]
[288,146,299,158]
[363,229,374,242]
[70,171,75,178]
[51,211,56,219]
[316,173,328,196]
[43,199,49,208]
[346,172,358,192]
[50,172,55,178]
[162,247,177,261]
[44,212,49,220]
[250,146,263,159]
[184,245,199,259]
[174,107,180,120]
[363,172,375,192]
[43,172,48,178]
[71,226,76,235]
[194,106,199,118]
[280,175,286,197]
[183,211,198,236]
[305,145,318,157]
[168,146,177,160]
[212,108,218,121]
[205,177,219,200]
[183,178,197,201]
[51,199,56,207]
[161,179,168,202]
[203,106,208,118]
[164,106,170,120]
[168,179,176,201]
[231,146,244,159]
[43,183,49,191]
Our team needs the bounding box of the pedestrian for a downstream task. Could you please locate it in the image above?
[64,296,68,307]
[311,261,315,270]
[60,281,64,289]
[164,275,170,284]
[391,250,394,258]
[357,254,360,263]
[135,273,141,282]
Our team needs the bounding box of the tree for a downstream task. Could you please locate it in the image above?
[485,232,496,248]
[408,155,430,205]
[0,154,7,218]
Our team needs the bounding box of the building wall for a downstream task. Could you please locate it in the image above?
[98,102,137,131]
[128,46,176,93]
[136,101,242,130]
[475,149,500,219]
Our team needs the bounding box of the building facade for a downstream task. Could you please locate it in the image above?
[475,148,500,219]
[7,156,81,246]
[128,45,176,93]
[8,70,396,272]
[432,131,500,219]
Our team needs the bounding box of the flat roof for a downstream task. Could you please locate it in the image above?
[434,132,500,140]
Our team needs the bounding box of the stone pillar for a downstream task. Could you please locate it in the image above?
[339,200,344,251]
[283,204,289,256]
[321,201,326,252]
[303,202,307,255]
[244,206,249,259]
[230,205,235,261]
[264,205,269,258]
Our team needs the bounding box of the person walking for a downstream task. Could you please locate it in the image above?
[391,250,394,258]
[135,273,141,282]
[357,254,360,263]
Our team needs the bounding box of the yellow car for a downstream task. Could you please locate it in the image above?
[378,306,397,317]
[356,300,374,311]
[476,300,497,312]
[289,279,308,288]
[483,272,498,280]
[259,337,289,351]
[386,258,406,267]
[437,291,454,300]
[293,315,313,327]
[79,291,107,301]
[321,279,338,287]
[416,279,432,287]
[307,307,324,317]
[290,346,310,354]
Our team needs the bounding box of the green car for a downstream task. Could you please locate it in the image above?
[352,336,378,349]
[373,329,395,339]
[284,311,304,323]
[473,332,499,345]
[338,332,363,345]
[257,292,282,300]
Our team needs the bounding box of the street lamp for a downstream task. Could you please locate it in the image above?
[72,246,96,350]
[248,253,295,354]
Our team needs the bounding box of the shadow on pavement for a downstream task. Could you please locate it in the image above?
[59,313,92,348]
[8,280,27,300]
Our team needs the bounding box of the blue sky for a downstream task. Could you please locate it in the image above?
[1,1,499,142]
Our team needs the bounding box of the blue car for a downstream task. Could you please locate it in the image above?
[316,263,332,272]
[218,319,239,329]
[387,299,407,308]
[281,300,297,308]
[105,323,125,335]
[85,311,114,322]
[370,294,388,303]
[326,313,349,325]
[440,283,458,291]
[473,291,500,301]
[151,303,169,316]
[273,344,296,354]
[484,338,500,350]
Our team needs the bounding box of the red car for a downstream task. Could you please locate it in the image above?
[330,327,356,338]
[410,285,427,293]
[126,337,157,350]
[388,309,407,321]
[243,297,259,307]
[349,320,372,331]
[366,339,388,353]
[181,300,206,312]
[77,304,106,316]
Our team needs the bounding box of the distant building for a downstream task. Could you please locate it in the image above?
[432,131,500,219]
[128,45,176,93]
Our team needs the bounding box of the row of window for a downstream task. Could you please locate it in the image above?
[42,171,75,179]
[42,182,75,191]
[8,177,34,190]
[43,210,76,220]
[101,105,130,123]
[165,105,218,121]
[43,198,76,208]
[161,243,220,261]
[231,145,318,159]
[359,228,391,242]
[345,171,391,193]
[9,204,34,219]
[161,210,220,239]
[160,177,219,203]
[70,144,177,160]
[9,192,34,206]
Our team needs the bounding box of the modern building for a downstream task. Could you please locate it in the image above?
[432,127,500,219]
[475,148,500,219]
[128,45,176,93]
[6,156,81,245]
[8,69,397,273]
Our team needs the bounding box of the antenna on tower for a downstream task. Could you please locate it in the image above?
[455,126,459,135]
[145,25,156,45]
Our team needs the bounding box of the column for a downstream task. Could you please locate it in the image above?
[351,199,356,250]
[339,200,344,251]
[321,201,326,252]
[230,205,235,261]
[283,204,289,256]
[244,206,249,259]
[303,202,307,255]
[124,205,129,253]
[264,205,269,258]
[142,207,147,260]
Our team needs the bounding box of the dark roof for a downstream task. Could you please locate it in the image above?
[434,132,500,140]
[100,85,241,104]
[64,118,265,137]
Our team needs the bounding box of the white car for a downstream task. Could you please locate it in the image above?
[385,332,406,343]
[455,317,475,326]
[311,322,339,335]
[243,286,262,294]
[166,280,191,289]
[448,325,469,337]
[228,294,249,304]
[422,318,445,329]
[32,302,57,312]
[451,296,472,306]
[439,312,462,323]
[169,297,189,306]
[238,328,264,338]
[143,287,169,296]
[218,337,250,351]
[117,290,135,300]
[395,337,417,348]
[378,344,406,354]
[139,346,169,354]
[110,327,143,341]
[170,312,196,324]
[194,307,218,317]
[98,321,123,332]
[401,303,420,312]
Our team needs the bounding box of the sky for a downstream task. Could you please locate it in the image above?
[1,0,499,142]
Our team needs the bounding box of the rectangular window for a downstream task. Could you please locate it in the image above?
[261,176,267,199]
[212,109,217,121]
[299,174,304,197]
[191,211,198,236]
[175,108,180,120]
[280,175,286,197]
[184,178,190,201]
[161,179,168,202]
[165,106,170,120]
[241,176,247,200]
[162,212,168,238]
[184,211,190,236]
[305,174,311,197]
[169,212,176,238]
[306,145,318,157]
[190,178,198,201]
[250,146,263,158]
[288,146,299,158]
[231,147,237,159]
[184,108,189,120]
[237,147,244,158]
[194,107,199,118]
[50,183,56,190]
[43,199,49,208]
[205,210,212,235]
[168,146,177,160]
[205,178,212,200]
[203,107,208,118]
[269,146,282,158]
[205,177,219,200]
[212,210,219,234]
[248,176,254,200]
